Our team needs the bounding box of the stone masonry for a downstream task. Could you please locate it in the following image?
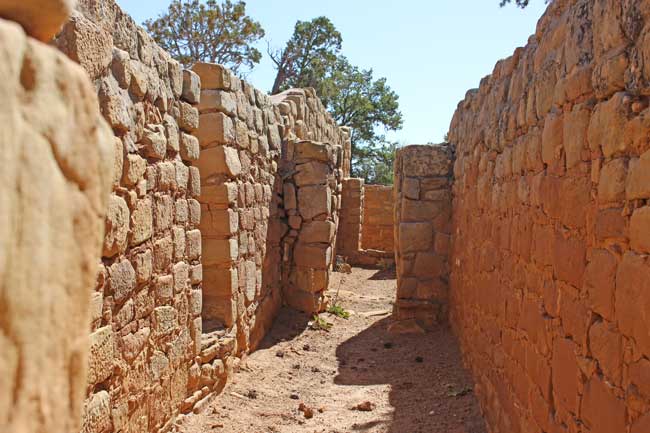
[448,0,650,432]
[0,2,115,432]
[361,185,394,252]
[55,1,204,432]
[393,145,453,331]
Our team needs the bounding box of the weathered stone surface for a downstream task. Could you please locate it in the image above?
[0,17,113,433]
[298,185,331,220]
[0,0,74,41]
[196,145,241,179]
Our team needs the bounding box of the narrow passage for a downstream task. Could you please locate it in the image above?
[175,268,486,433]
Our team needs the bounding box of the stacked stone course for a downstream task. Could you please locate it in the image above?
[393,145,453,330]
[448,0,650,432]
[0,2,115,433]
[361,185,394,252]
[54,1,205,432]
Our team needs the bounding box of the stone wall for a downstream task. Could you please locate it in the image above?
[337,178,364,259]
[448,0,650,432]
[55,1,204,432]
[361,185,394,252]
[0,2,114,432]
[393,145,453,331]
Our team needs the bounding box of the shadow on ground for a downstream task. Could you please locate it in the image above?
[335,318,487,433]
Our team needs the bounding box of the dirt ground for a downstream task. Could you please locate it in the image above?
[175,267,487,433]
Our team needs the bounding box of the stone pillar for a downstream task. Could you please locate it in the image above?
[0,9,114,433]
[282,139,343,313]
[393,144,453,330]
[336,178,364,259]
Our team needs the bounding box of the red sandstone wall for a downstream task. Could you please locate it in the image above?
[361,185,394,252]
[449,1,650,432]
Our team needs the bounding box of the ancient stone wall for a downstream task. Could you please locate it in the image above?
[393,145,453,331]
[449,1,650,432]
[337,178,364,259]
[55,1,205,431]
[0,2,114,432]
[361,185,394,252]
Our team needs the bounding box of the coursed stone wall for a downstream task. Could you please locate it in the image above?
[55,1,204,431]
[393,145,453,330]
[449,1,650,432]
[361,185,394,252]
[0,2,114,432]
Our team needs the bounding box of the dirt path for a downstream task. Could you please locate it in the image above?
[175,267,487,433]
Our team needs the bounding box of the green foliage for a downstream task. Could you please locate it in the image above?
[309,315,333,332]
[270,21,403,185]
[269,17,342,94]
[327,304,350,319]
[500,0,550,7]
[144,0,264,73]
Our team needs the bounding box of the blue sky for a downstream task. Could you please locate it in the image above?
[117,0,548,145]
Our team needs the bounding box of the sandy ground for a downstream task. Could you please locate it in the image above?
[175,267,487,433]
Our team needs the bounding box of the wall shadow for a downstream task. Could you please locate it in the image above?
[335,318,487,433]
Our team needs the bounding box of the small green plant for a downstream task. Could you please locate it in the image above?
[309,315,333,332]
[327,304,350,319]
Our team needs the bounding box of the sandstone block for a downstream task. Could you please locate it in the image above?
[284,183,297,210]
[182,69,201,104]
[186,229,202,261]
[81,391,111,433]
[196,145,241,179]
[133,249,153,284]
[142,125,167,160]
[295,161,329,186]
[203,238,238,266]
[293,244,332,270]
[299,221,336,244]
[155,275,173,301]
[0,0,74,41]
[200,208,238,236]
[173,262,189,293]
[290,267,329,293]
[179,102,199,132]
[631,206,650,254]
[130,197,153,246]
[581,377,626,433]
[152,306,178,337]
[616,252,650,357]
[86,326,114,386]
[294,140,330,162]
[122,153,147,187]
[598,158,627,203]
[180,132,200,162]
[198,90,237,116]
[201,182,238,206]
[203,266,237,297]
[109,259,136,303]
[298,185,331,220]
[103,194,129,257]
[626,150,650,200]
[399,223,433,253]
[192,62,232,90]
[154,236,174,272]
[196,112,235,148]
[403,177,420,200]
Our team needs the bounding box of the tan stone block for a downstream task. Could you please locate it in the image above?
[189,166,201,197]
[157,161,176,191]
[186,229,202,261]
[1,0,74,41]
[626,150,650,200]
[87,326,114,386]
[293,244,331,270]
[172,227,186,261]
[588,92,630,157]
[196,145,241,179]
[290,267,329,293]
[188,289,202,316]
[295,161,329,186]
[192,62,232,90]
[175,160,189,192]
[294,140,330,162]
[152,306,178,336]
[399,223,433,253]
[133,249,152,284]
[188,199,201,227]
[589,321,622,384]
[182,69,201,104]
[616,252,650,356]
[203,238,238,266]
[200,208,238,236]
[190,264,202,285]
[164,114,180,153]
[175,198,188,225]
[179,101,199,132]
[180,132,200,162]
[153,236,173,272]
[412,252,446,278]
[173,262,189,293]
[103,194,129,257]
[200,182,238,207]
[284,183,297,209]
[155,275,173,301]
[203,266,237,297]
[631,206,650,254]
[401,199,444,222]
[122,153,146,187]
[81,391,111,433]
[130,197,153,246]
[142,126,167,160]
[154,194,174,231]
[108,259,136,303]
[196,112,235,148]
[299,221,335,244]
[585,249,616,321]
[198,90,237,116]
[551,338,579,413]
[598,158,627,203]
[298,185,331,220]
[284,287,327,313]
[403,177,420,200]
[541,111,563,165]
